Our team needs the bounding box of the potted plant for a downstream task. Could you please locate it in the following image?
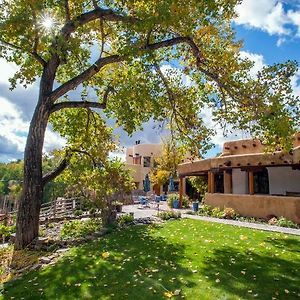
[167,194,180,209]
[192,200,199,212]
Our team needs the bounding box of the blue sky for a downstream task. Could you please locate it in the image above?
[0,0,300,162]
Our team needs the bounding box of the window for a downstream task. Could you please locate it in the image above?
[143,156,151,167]
[254,169,269,194]
[133,156,141,165]
[214,173,224,193]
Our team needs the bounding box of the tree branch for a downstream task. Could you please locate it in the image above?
[41,145,101,186]
[51,100,107,114]
[42,158,69,186]
[60,6,139,39]
[50,55,122,101]
[0,38,46,67]
[64,0,71,22]
[50,36,191,101]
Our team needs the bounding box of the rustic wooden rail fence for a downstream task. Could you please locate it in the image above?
[39,197,80,219]
[0,197,81,225]
[1,192,134,225]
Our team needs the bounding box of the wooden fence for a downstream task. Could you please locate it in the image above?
[39,197,80,220]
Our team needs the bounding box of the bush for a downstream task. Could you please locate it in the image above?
[0,224,16,243]
[211,207,223,218]
[167,194,190,208]
[117,214,134,226]
[182,196,191,209]
[60,219,102,240]
[89,208,96,215]
[167,194,179,208]
[157,211,181,220]
[74,210,83,216]
[199,204,212,216]
[223,207,236,219]
[268,217,278,225]
[276,217,298,228]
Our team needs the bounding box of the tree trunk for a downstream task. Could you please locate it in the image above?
[15,59,58,249]
[101,206,117,227]
[15,101,50,249]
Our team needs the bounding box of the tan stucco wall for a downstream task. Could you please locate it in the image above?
[222,139,264,156]
[205,193,300,223]
[125,144,163,190]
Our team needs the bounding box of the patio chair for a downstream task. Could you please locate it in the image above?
[138,196,150,208]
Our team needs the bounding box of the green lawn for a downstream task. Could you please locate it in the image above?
[1,219,300,299]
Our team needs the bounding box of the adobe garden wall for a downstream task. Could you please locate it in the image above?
[205,193,300,223]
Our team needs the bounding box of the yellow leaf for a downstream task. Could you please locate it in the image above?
[102,252,110,259]
[164,291,174,298]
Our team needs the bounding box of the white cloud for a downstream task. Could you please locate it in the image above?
[201,105,251,149]
[44,128,66,153]
[0,96,28,153]
[240,51,265,77]
[0,58,18,85]
[235,1,300,44]
[235,0,290,36]
[291,69,300,97]
[287,9,300,36]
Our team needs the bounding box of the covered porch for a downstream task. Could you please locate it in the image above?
[178,139,300,223]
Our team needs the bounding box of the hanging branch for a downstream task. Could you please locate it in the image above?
[50,85,114,113]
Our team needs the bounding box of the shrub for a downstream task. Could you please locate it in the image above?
[199,204,212,216]
[117,214,134,226]
[157,211,181,220]
[0,224,16,243]
[74,210,83,216]
[223,207,236,219]
[89,208,96,215]
[276,217,298,228]
[182,196,191,209]
[60,219,102,240]
[268,217,278,225]
[167,194,179,208]
[211,207,223,218]
[167,194,190,208]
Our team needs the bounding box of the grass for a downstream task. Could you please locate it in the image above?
[0,246,46,284]
[1,219,300,299]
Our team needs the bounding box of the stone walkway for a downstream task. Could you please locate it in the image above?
[122,203,300,236]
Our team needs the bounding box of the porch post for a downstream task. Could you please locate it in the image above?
[223,170,232,194]
[179,176,184,208]
[210,172,215,193]
[248,171,254,195]
[207,171,211,193]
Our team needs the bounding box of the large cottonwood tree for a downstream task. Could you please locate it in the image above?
[0,0,298,248]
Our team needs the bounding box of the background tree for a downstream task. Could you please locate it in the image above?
[52,108,135,225]
[0,0,298,248]
[150,139,187,189]
[187,176,208,201]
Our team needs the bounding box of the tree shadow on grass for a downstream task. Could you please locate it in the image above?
[200,244,300,300]
[0,247,46,284]
[264,236,300,254]
[2,225,194,299]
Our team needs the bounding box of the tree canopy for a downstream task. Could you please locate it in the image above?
[1,0,299,248]
[1,0,298,155]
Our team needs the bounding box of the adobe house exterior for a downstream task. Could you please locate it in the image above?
[125,142,163,194]
[178,133,300,223]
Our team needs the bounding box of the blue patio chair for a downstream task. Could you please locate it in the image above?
[138,196,149,208]
[155,196,161,203]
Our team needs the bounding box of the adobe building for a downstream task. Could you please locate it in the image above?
[125,142,163,194]
[178,133,300,223]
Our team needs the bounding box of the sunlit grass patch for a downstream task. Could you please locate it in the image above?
[2,220,300,299]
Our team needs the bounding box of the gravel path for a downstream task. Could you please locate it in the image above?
[183,214,300,236]
[122,203,300,236]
